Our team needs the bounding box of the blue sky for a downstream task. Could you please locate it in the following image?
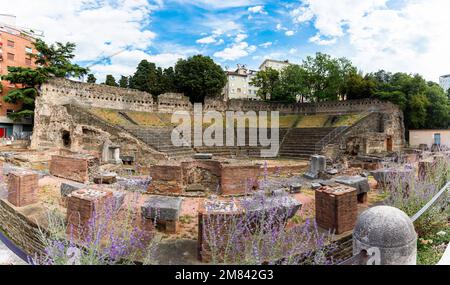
[1,0,449,81]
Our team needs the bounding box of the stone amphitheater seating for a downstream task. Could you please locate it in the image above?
[85,107,366,160]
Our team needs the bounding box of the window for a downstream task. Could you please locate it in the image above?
[7,53,14,61]
[25,46,33,54]
[25,58,32,66]
[231,89,235,93]
[237,88,242,93]
[7,40,14,48]
[6,109,14,116]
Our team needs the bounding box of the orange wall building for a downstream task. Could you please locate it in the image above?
[0,15,38,138]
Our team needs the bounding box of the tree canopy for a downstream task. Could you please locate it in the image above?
[174,55,227,103]
[1,39,87,121]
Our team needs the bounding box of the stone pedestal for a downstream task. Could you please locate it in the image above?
[141,196,183,234]
[197,200,243,263]
[7,171,39,207]
[66,189,113,239]
[315,185,357,234]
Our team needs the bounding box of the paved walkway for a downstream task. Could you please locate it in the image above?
[0,238,26,265]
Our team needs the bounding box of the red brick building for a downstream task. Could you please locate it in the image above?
[0,15,40,138]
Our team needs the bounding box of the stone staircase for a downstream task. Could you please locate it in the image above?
[125,126,196,159]
[194,128,289,158]
[278,127,337,160]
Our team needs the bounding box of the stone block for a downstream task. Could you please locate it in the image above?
[315,185,357,234]
[289,183,302,194]
[66,189,113,239]
[7,171,39,207]
[311,182,322,190]
[60,181,87,197]
[240,195,302,220]
[193,153,214,160]
[371,168,414,188]
[197,200,244,263]
[113,191,126,211]
[93,173,117,185]
[220,165,260,195]
[141,196,183,222]
[50,155,99,183]
[334,176,370,195]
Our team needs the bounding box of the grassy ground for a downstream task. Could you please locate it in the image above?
[417,226,449,265]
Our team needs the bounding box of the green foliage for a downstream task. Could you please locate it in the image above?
[301,53,356,102]
[279,64,306,102]
[366,70,450,130]
[1,39,88,121]
[128,60,174,96]
[33,39,87,78]
[87,74,97,84]
[251,67,282,101]
[174,55,227,103]
[105,75,118,87]
[118,75,129,88]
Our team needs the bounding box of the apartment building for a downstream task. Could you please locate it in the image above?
[259,59,291,72]
[0,15,39,138]
[223,64,260,101]
[439,74,450,95]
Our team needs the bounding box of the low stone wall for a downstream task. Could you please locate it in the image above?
[0,199,44,256]
[148,160,261,196]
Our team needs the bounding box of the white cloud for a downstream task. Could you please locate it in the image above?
[309,33,337,46]
[91,49,187,82]
[196,35,218,45]
[0,0,157,79]
[291,0,450,80]
[285,30,295,36]
[259,42,273,48]
[248,5,268,14]
[289,48,298,54]
[214,42,257,61]
[235,33,248,43]
[174,0,264,9]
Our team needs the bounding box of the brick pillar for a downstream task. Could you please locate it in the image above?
[315,185,357,234]
[7,171,39,207]
[66,189,113,239]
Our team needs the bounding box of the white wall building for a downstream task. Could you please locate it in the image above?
[439,74,450,95]
[259,59,291,72]
[223,65,260,101]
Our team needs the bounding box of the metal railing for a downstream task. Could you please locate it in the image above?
[314,112,373,154]
[340,179,450,265]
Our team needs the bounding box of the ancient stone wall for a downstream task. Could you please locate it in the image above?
[0,199,45,256]
[41,78,400,115]
[31,99,166,165]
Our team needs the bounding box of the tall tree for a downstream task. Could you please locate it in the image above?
[251,68,282,101]
[118,75,129,88]
[105,75,118,87]
[279,64,307,103]
[301,52,357,102]
[174,55,227,103]
[1,40,87,121]
[87,74,97,84]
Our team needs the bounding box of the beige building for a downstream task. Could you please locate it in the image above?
[223,65,260,101]
[259,59,291,72]
[409,130,450,148]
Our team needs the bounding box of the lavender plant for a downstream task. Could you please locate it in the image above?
[200,161,336,265]
[33,193,159,265]
[384,153,450,237]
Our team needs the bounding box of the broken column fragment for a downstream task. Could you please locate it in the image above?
[304,155,326,179]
